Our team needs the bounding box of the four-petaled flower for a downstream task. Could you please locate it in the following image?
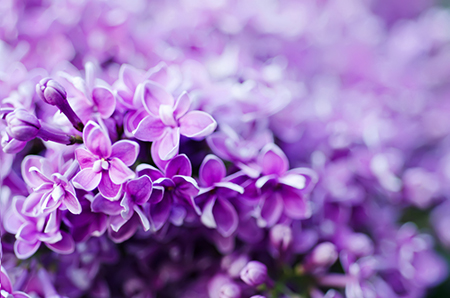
[133,82,216,161]
[73,121,138,199]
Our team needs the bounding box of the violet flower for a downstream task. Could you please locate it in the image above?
[195,154,243,237]
[3,196,74,259]
[72,121,138,199]
[254,143,317,227]
[21,154,81,216]
[136,154,199,231]
[132,82,216,161]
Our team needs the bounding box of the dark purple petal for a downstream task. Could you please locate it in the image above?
[72,168,102,191]
[173,175,199,198]
[179,111,217,138]
[98,171,122,199]
[213,198,239,237]
[92,87,116,118]
[111,140,139,166]
[133,115,167,142]
[108,216,139,243]
[109,157,135,184]
[259,144,288,176]
[45,231,75,254]
[136,163,164,181]
[127,175,152,205]
[75,147,97,169]
[91,193,123,215]
[85,122,112,158]
[148,185,164,204]
[199,154,226,187]
[148,195,171,231]
[165,154,192,178]
[140,81,174,116]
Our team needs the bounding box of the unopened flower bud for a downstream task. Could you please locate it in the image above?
[270,224,292,252]
[36,78,67,106]
[1,131,27,153]
[303,242,338,273]
[240,261,268,287]
[219,283,241,298]
[36,77,84,132]
[5,109,41,141]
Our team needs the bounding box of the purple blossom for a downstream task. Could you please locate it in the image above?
[1,266,31,298]
[133,83,217,161]
[72,121,138,199]
[3,196,74,259]
[195,154,243,237]
[240,261,268,287]
[21,154,81,216]
[136,154,199,232]
[254,143,317,227]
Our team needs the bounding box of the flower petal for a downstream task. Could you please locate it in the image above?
[179,111,217,138]
[281,188,311,220]
[200,195,217,229]
[165,154,192,178]
[14,239,40,259]
[75,148,97,169]
[72,168,102,191]
[92,87,116,119]
[199,154,226,187]
[213,199,238,238]
[173,91,191,119]
[85,124,112,158]
[134,205,150,231]
[45,231,75,254]
[91,193,123,215]
[0,267,13,293]
[259,143,289,176]
[109,158,135,184]
[148,195,171,232]
[108,216,138,243]
[133,115,167,142]
[127,175,152,205]
[111,140,140,166]
[21,155,47,188]
[140,81,174,116]
[98,171,122,199]
[259,191,284,228]
[157,128,180,161]
[63,191,82,214]
[136,163,164,181]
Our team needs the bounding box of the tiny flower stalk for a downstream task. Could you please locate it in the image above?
[36,78,84,132]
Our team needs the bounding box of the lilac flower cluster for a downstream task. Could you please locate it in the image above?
[1,0,450,297]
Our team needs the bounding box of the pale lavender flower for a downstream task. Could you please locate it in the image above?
[72,121,138,199]
[240,261,268,287]
[132,83,216,161]
[21,154,81,216]
[1,266,31,298]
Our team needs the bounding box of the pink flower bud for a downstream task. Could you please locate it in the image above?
[240,261,268,287]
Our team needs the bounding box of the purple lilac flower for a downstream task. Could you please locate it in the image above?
[195,154,243,237]
[133,83,217,161]
[1,266,31,298]
[3,196,74,259]
[240,261,268,287]
[136,154,199,232]
[21,153,81,216]
[254,143,317,227]
[72,120,138,199]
